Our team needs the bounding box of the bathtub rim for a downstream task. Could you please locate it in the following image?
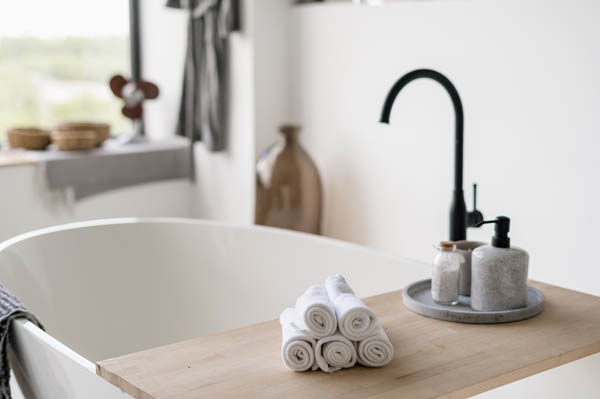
[0,217,420,267]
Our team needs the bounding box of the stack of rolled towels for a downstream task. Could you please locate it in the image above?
[280,274,394,372]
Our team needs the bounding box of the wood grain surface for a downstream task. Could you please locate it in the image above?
[97,281,600,399]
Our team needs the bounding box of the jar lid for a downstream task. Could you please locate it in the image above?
[440,241,455,249]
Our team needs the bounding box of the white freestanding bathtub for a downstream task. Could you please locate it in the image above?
[0,218,428,398]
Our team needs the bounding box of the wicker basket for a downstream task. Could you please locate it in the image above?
[7,128,51,150]
[51,130,98,151]
[54,122,110,147]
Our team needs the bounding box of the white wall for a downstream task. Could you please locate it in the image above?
[287,0,600,297]
[254,0,294,159]
[0,165,191,242]
[142,0,255,224]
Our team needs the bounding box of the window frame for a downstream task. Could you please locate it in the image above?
[129,0,145,137]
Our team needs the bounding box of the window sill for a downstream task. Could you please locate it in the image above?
[0,137,191,200]
[0,152,37,169]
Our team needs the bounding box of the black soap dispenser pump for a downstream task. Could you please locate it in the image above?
[470,216,529,311]
[477,216,510,248]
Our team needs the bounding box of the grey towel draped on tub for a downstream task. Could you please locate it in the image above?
[167,0,240,152]
[0,285,43,399]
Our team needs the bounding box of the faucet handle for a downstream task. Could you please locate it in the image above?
[467,183,484,227]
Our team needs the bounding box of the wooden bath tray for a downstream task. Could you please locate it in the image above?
[97,281,600,399]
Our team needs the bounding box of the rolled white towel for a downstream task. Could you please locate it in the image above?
[315,332,357,373]
[325,274,379,341]
[357,326,394,368]
[280,308,318,371]
[295,284,337,339]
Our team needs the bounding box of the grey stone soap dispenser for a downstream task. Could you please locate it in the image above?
[471,216,529,311]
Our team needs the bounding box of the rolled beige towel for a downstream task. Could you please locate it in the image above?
[357,326,394,368]
[315,332,357,373]
[295,284,337,339]
[280,308,318,371]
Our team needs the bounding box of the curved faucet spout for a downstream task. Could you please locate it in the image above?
[380,69,480,241]
[379,69,464,191]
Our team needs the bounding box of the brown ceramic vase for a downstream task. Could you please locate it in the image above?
[255,125,322,234]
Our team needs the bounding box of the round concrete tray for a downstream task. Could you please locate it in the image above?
[402,279,545,324]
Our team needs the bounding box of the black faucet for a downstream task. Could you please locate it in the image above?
[379,69,483,241]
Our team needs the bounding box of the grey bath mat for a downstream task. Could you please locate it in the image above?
[402,279,544,324]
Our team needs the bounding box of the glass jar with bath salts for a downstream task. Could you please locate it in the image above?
[431,241,464,305]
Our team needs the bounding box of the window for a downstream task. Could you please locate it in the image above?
[0,0,131,139]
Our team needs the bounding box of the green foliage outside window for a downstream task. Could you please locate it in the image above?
[0,36,130,140]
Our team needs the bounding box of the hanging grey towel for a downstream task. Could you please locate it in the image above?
[167,0,240,152]
[0,285,43,399]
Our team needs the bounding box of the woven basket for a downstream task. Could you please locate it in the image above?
[54,122,110,147]
[51,130,98,151]
[7,128,51,150]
